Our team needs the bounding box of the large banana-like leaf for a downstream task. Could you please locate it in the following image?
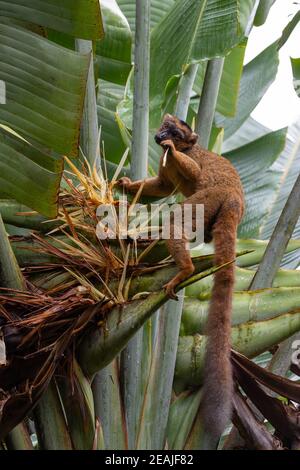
[96,0,132,86]
[260,119,300,268]
[222,116,270,153]
[97,80,127,163]
[0,21,90,156]
[254,0,276,26]
[0,128,62,217]
[149,0,256,127]
[117,0,175,32]
[215,42,279,138]
[224,128,287,238]
[291,57,300,98]
[0,0,103,39]
[216,42,247,118]
[193,42,247,118]
[117,0,256,133]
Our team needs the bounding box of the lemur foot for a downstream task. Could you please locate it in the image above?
[163,281,179,301]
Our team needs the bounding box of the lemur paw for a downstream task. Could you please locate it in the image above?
[161,139,176,154]
[117,176,132,189]
[163,281,179,301]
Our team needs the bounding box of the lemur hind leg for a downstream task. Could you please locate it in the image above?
[164,190,221,300]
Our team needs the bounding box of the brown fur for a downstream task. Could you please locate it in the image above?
[118,114,244,444]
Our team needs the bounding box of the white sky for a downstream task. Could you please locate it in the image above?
[245,0,300,130]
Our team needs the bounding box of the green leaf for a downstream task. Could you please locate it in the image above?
[0,0,103,39]
[93,362,127,450]
[216,42,279,138]
[0,128,62,217]
[185,266,300,300]
[33,381,73,450]
[216,42,246,117]
[182,287,300,336]
[166,390,202,450]
[224,128,287,238]
[261,119,300,268]
[117,0,175,32]
[238,0,258,32]
[175,310,300,389]
[196,238,300,268]
[291,57,300,98]
[254,0,276,26]
[149,0,254,127]
[96,0,132,86]
[277,10,300,49]
[97,80,127,163]
[222,116,271,153]
[0,199,52,230]
[0,21,90,156]
[0,213,24,290]
[57,361,96,450]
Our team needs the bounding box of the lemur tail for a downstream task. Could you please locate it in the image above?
[200,209,238,448]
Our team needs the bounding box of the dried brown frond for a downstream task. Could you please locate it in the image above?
[0,157,168,439]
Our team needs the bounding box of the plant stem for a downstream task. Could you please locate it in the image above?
[131,0,151,180]
[93,360,127,450]
[120,0,151,449]
[0,214,31,448]
[175,64,199,121]
[5,423,33,450]
[195,58,224,148]
[33,381,73,450]
[136,293,184,449]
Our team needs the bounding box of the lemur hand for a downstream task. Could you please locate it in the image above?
[161,139,176,155]
[117,177,132,190]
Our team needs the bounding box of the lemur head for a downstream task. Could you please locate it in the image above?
[155,114,198,151]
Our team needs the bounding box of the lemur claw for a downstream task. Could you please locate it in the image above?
[117,177,131,188]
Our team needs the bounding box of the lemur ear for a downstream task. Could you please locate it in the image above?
[164,113,173,121]
[190,132,198,145]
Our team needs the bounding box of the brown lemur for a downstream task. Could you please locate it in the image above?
[118,114,244,443]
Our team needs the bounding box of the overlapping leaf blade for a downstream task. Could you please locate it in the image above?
[216,42,279,138]
[0,21,90,156]
[261,119,300,268]
[96,0,132,86]
[0,0,103,39]
[0,128,62,217]
[224,128,287,238]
